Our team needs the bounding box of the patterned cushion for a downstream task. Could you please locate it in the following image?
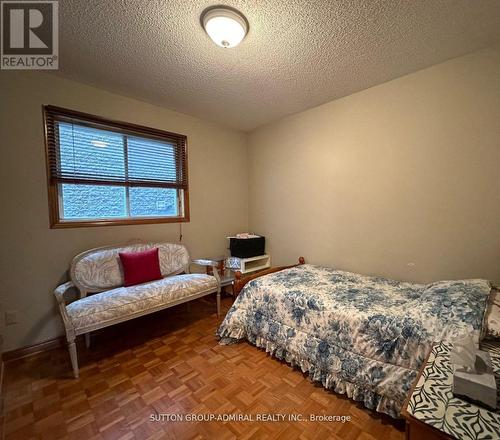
[72,243,190,291]
[67,273,217,331]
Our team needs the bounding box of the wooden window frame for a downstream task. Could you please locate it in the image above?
[43,105,190,228]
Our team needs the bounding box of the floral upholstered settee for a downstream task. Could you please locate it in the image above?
[54,242,220,378]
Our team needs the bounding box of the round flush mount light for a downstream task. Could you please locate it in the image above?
[201,6,248,48]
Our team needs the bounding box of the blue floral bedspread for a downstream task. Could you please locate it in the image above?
[216,264,490,418]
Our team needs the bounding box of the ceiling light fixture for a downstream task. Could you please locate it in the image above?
[201,6,248,48]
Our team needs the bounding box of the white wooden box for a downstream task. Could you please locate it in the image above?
[225,254,271,274]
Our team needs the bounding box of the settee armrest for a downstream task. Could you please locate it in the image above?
[54,281,77,337]
[191,259,221,285]
[54,281,75,304]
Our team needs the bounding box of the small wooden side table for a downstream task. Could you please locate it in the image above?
[402,341,500,440]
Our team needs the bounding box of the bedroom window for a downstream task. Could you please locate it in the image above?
[43,106,189,228]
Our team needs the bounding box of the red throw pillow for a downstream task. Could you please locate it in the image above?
[119,248,162,287]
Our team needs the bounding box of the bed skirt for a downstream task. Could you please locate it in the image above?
[218,325,402,419]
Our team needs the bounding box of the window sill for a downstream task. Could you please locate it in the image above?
[50,216,190,228]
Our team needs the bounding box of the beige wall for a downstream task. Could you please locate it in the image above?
[0,72,248,351]
[248,48,500,285]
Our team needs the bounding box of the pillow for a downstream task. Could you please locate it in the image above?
[485,289,500,339]
[119,248,162,287]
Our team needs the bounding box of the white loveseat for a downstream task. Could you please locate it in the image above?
[54,242,220,378]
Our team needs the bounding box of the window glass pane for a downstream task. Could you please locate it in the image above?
[127,137,176,182]
[61,184,127,219]
[58,122,125,180]
[129,187,178,217]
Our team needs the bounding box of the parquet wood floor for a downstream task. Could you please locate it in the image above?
[1,296,405,440]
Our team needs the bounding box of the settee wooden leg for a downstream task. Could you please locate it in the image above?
[216,289,221,318]
[68,339,79,379]
[84,333,90,349]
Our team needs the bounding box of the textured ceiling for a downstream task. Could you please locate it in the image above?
[58,1,500,131]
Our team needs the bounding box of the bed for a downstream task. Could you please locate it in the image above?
[216,263,491,418]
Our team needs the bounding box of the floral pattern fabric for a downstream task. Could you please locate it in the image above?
[72,242,190,291]
[217,264,490,418]
[67,273,217,331]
